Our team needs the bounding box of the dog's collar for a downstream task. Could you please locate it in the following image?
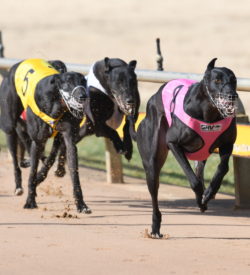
[86,65,108,95]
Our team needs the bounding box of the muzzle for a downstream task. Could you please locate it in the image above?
[59,85,86,119]
[206,86,238,118]
[111,90,136,116]
[214,93,238,117]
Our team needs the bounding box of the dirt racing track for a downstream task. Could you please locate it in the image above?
[0,151,250,275]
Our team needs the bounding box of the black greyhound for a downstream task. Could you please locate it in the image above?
[0,58,91,213]
[14,60,68,169]
[52,57,140,177]
[137,58,238,238]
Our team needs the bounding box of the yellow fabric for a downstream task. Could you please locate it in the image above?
[15,59,60,134]
[116,112,145,138]
[233,124,250,157]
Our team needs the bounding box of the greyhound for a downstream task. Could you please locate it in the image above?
[0,58,91,213]
[53,57,140,177]
[14,60,68,168]
[137,58,238,237]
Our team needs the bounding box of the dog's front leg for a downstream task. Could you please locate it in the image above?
[24,141,44,209]
[122,118,133,160]
[202,145,233,205]
[62,131,91,214]
[168,143,207,212]
[95,123,124,154]
[194,160,207,192]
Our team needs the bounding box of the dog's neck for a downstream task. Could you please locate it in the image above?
[184,81,224,123]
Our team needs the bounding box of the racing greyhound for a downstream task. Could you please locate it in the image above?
[0,58,91,213]
[53,57,140,177]
[137,58,238,237]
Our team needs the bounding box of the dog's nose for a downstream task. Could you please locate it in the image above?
[126,98,135,105]
[227,94,238,101]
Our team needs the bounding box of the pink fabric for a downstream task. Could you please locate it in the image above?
[162,79,233,161]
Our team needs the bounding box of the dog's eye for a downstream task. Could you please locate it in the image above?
[215,79,222,84]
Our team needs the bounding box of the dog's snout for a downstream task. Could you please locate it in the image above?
[126,98,135,104]
[227,94,238,101]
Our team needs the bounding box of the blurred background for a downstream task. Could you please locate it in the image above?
[1,0,250,113]
[0,0,249,193]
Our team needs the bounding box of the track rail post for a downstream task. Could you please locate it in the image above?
[234,114,250,208]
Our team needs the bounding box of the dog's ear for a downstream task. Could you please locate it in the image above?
[104,57,111,73]
[50,74,61,89]
[206,58,217,71]
[129,60,137,70]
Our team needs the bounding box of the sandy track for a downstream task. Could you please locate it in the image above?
[1,152,250,274]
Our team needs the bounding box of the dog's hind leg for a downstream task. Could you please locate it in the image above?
[137,113,168,238]
[6,131,23,195]
[24,141,45,209]
[36,134,62,184]
[54,142,67,177]
[16,118,32,168]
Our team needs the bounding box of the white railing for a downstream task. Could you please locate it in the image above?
[1,57,250,91]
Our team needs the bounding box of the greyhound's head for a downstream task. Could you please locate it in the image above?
[55,72,87,119]
[203,58,238,118]
[104,58,138,116]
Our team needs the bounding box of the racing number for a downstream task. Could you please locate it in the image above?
[22,69,35,96]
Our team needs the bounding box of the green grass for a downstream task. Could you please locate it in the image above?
[0,130,235,195]
[76,135,235,195]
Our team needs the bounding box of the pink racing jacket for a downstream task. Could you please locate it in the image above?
[162,79,233,161]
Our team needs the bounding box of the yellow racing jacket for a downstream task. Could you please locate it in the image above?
[15,58,61,134]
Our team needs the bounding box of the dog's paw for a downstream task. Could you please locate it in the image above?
[143,229,169,239]
[20,159,31,168]
[77,205,92,214]
[15,188,24,196]
[202,187,215,205]
[124,150,132,161]
[54,167,66,178]
[24,199,38,209]
[199,204,208,213]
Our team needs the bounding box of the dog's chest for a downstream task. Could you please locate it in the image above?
[86,65,124,130]
[162,79,233,161]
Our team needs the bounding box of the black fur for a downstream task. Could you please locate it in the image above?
[137,58,238,238]
[0,59,91,213]
[54,57,140,177]
[14,60,68,168]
